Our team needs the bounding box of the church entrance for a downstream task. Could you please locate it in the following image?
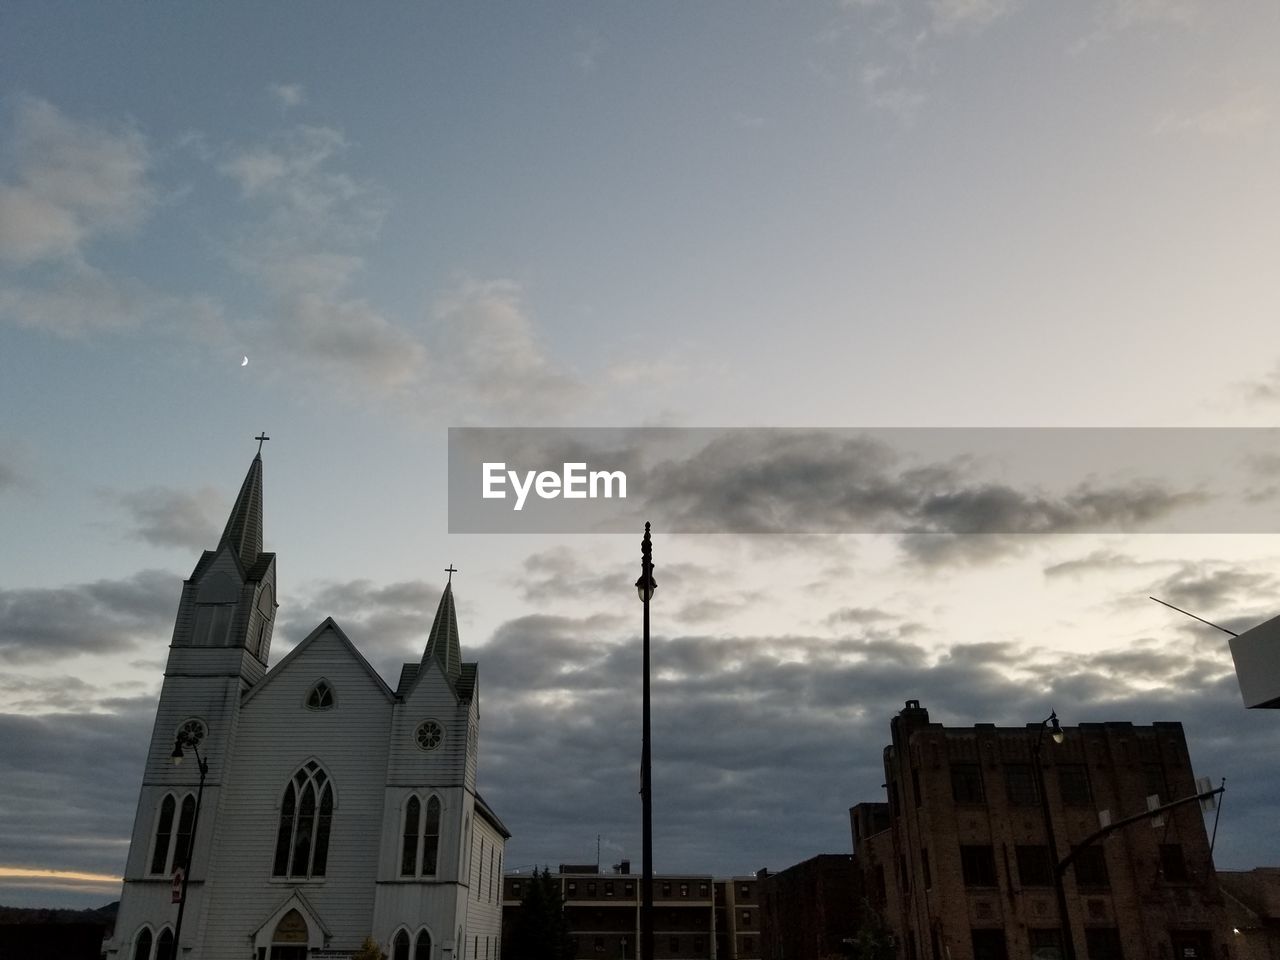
[269,909,310,960]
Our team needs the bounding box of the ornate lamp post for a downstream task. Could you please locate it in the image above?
[634,522,657,960]
[170,731,209,957]
[1031,710,1074,960]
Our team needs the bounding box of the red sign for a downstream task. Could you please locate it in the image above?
[171,868,184,903]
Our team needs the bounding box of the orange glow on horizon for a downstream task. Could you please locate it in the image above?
[0,866,122,885]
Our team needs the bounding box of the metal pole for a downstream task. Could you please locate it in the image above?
[172,739,208,958]
[640,523,654,960]
[1032,721,1075,960]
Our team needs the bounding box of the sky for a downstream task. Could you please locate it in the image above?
[2,0,1280,908]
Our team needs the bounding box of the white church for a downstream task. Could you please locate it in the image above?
[105,450,509,960]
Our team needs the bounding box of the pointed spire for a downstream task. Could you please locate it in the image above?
[218,453,264,568]
[422,581,462,682]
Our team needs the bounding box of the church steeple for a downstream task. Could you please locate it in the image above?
[422,581,462,683]
[218,452,264,569]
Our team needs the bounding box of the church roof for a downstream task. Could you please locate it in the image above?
[421,582,462,683]
[474,791,512,839]
[218,453,264,569]
[242,617,396,707]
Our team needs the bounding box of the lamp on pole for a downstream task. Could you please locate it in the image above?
[634,522,657,960]
[170,731,209,957]
[1031,710,1074,960]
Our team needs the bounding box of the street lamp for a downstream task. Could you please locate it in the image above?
[1031,710,1074,960]
[170,730,209,959]
[635,522,657,960]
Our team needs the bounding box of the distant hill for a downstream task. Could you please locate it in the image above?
[0,900,118,931]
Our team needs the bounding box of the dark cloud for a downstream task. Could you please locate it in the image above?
[1042,548,1170,578]
[1144,563,1278,616]
[474,611,1280,880]
[634,433,1203,562]
[0,570,179,664]
[0,697,154,887]
[109,485,224,549]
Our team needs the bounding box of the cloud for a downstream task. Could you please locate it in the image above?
[929,0,1021,33]
[0,97,154,266]
[636,432,1203,555]
[1043,548,1171,578]
[425,282,586,422]
[268,82,307,109]
[1143,563,1278,618]
[1154,92,1270,139]
[109,485,224,550]
[0,570,180,664]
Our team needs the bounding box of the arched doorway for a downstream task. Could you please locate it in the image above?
[269,909,310,960]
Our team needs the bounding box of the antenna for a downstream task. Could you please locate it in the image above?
[1149,597,1239,637]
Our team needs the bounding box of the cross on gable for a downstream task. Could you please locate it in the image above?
[255,432,270,455]
[445,564,458,584]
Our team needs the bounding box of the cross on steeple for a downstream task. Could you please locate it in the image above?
[445,564,458,584]
[255,432,270,455]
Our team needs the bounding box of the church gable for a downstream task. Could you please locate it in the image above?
[386,658,473,787]
[242,618,395,709]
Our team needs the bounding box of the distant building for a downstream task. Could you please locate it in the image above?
[502,867,761,960]
[1217,868,1280,959]
[850,699,1229,960]
[104,451,508,960]
[758,855,859,960]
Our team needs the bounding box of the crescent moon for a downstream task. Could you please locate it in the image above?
[241,356,249,367]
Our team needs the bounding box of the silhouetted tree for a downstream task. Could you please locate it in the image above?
[507,867,575,960]
[847,899,894,960]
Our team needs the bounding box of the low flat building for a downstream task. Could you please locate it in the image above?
[503,868,761,960]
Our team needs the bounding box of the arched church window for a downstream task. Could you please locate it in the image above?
[393,930,411,960]
[172,795,196,871]
[306,681,335,710]
[423,796,441,875]
[154,927,175,960]
[272,761,333,878]
[150,796,175,874]
[401,796,420,876]
[132,927,152,960]
[415,930,432,960]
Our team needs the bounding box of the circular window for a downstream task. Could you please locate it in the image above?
[176,717,207,746]
[415,719,444,751]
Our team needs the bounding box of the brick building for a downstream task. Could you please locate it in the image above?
[850,700,1229,960]
[502,867,761,960]
[758,855,860,960]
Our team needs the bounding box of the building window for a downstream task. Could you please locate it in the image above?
[414,934,432,960]
[606,882,614,896]
[154,928,175,960]
[175,717,207,747]
[1159,844,1188,882]
[744,937,755,953]
[401,797,421,876]
[662,881,671,896]
[1016,845,1054,887]
[1142,763,1168,803]
[490,849,496,900]
[1005,764,1039,805]
[741,910,752,925]
[132,928,152,960]
[586,881,596,897]
[699,882,708,897]
[1029,929,1063,957]
[921,848,931,888]
[423,796,441,875]
[171,795,197,871]
[900,853,910,894]
[951,764,985,804]
[415,719,445,751]
[739,882,750,898]
[960,845,998,887]
[912,767,923,807]
[271,761,333,878]
[150,796,176,875]
[594,937,605,954]
[568,881,577,896]
[512,881,522,897]
[680,882,689,897]
[306,681,335,710]
[694,937,704,952]
[624,882,634,895]
[669,936,679,952]
[1058,763,1092,806]
[478,839,486,899]
[393,931,411,960]
[1084,927,1123,960]
[970,929,1007,960]
[1072,846,1109,888]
